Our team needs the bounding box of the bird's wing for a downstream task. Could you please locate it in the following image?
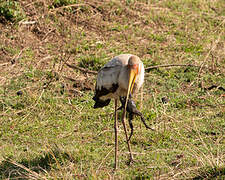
[93,54,135,108]
[93,58,122,107]
[96,54,133,90]
[96,58,123,90]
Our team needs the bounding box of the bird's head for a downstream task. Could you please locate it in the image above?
[127,56,140,96]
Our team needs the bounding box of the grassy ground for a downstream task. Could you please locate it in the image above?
[0,0,225,179]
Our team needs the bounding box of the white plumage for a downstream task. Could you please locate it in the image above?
[94,54,144,102]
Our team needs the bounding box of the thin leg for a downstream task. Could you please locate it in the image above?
[114,99,118,170]
[121,107,133,164]
[128,113,134,142]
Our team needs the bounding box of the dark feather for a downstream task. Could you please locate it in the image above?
[93,83,118,108]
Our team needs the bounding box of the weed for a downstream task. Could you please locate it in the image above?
[78,55,105,71]
[0,0,24,23]
[51,0,77,8]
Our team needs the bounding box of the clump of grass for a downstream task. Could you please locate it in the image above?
[193,167,225,179]
[78,56,105,71]
[0,0,25,23]
[50,0,77,8]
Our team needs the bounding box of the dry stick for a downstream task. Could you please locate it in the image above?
[65,63,98,75]
[59,53,71,73]
[0,62,10,66]
[145,64,200,71]
[42,28,56,41]
[96,147,114,174]
[11,48,25,64]
[66,63,201,75]
[8,160,45,179]
[49,2,99,14]
[19,21,36,25]
[50,3,88,12]
[204,85,225,92]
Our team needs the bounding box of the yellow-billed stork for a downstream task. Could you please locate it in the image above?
[93,54,146,169]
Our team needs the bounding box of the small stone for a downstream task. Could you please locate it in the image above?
[16,91,23,96]
[162,96,169,104]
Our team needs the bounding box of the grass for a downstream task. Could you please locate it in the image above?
[0,0,225,179]
[0,0,25,23]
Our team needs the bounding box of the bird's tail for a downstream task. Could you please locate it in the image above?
[93,96,111,108]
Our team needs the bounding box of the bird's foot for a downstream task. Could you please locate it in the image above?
[113,164,118,172]
[119,97,155,140]
[126,157,135,166]
[140,115,155,131]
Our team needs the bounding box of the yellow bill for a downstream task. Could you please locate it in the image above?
[126,68,137,103]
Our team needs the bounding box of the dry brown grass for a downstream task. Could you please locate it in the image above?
[0,0,225,179]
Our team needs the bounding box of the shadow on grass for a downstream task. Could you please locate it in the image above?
[0,149,75,179]
[192,167,225,180]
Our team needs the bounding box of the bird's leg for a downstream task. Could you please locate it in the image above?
[121,107,134,164]
[119,97,134,141]
[120,96,134,163]
[128,113,134,142]
[114,99,118,170]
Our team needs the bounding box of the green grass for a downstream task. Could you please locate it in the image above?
[0,0,25,23]
[0,0,225,179]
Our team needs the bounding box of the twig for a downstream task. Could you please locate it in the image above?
[11,48,25,64]
[58,53,71,72]
[197,18,225,84]
[66,63,201,75]
[62,75,77,82]
[42,28,56,41]
[50,3,87,12]
[65,63,98,75]
[37,55,53,66]
[0,62,10,66]
[96,148,114,174]
[19,21,36,25]
[8,159,45,179]
[204,85,225,92]
[145,64,200,71]
[49,3,99,14]
[68,98,80,113]
[71,88,84,95]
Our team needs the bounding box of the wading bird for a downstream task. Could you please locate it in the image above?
[93,54,151,169]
